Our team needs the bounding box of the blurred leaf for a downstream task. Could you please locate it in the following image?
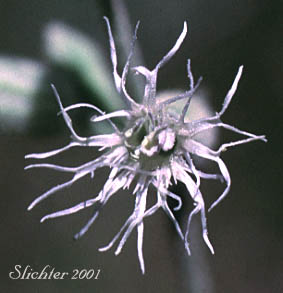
[0,57,46,132]
[43,22,124,112]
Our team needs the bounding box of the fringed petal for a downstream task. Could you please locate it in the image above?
[25,163,77,173]
[63,102,120,133]
[120,21,141,110]
[160,194,184,241]
[219,65,243,116]
[51,84,86,142]
[28,177,77,211]
[25,142,79,159]
[155,22,187,71]
[182,139,231,212]
[172,161,214,254]
[85,133,123,147]
[114,182,148,259]
[91,110,132,122]
[41,197,99,223]
[103,16,122,93]
[74,170,129,240]
[137,221,145,274]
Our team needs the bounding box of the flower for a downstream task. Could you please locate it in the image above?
[25,17,266,274]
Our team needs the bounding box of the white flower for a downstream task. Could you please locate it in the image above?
[25,17,266,274]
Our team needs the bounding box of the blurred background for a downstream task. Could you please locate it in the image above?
[1,0,282,292]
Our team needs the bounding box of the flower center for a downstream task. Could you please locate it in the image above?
[140,128,176,157]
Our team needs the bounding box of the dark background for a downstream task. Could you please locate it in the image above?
[1,0,282,292]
